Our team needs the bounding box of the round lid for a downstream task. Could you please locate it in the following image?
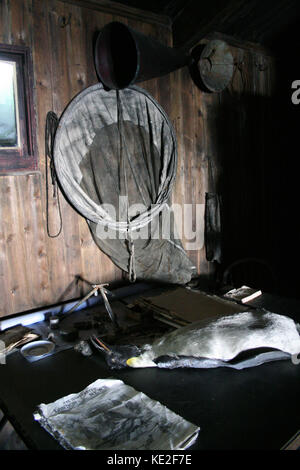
[199,40,234,93]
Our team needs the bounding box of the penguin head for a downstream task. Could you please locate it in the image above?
[106,344,142,369]
[90,336,143,369]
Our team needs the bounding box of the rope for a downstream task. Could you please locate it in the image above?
[116,91,136,282]
[126,232,136,283]
[45,111,62,238]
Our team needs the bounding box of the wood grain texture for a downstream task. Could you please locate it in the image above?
[0,0,172,316]
[59,0,171,28]
[170,37,275,285]
[0,0,275,316]
[172,0,299,51]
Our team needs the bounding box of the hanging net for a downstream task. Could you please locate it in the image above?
[53,83,195,284]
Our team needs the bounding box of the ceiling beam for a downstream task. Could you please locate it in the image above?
[58,0,172,28]
[172,0,300,51]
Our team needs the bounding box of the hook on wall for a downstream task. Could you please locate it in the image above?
[254,52,268,71]
[58,13,71,28]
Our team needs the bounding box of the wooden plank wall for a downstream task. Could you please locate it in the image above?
[0,0,275,317]
[0,0,175,317]
[189,39,276,286]
[170,38,276,287]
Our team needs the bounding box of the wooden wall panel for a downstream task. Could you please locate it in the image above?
[170,38,275,287]
[0,0,175,317]
[0,0,275,317]
[197,41,276,287]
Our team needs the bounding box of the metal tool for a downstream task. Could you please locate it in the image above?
[96,284,119,328]
[62,283,119,328]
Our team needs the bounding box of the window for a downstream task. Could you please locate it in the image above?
[0,61,19,148]
[0,44,37,173]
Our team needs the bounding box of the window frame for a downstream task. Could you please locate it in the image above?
[0,43,37,174]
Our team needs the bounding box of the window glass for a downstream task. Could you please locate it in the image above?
[0,44,37,173]
[0,60,19,148]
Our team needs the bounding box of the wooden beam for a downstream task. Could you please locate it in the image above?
[57,0,172,28]
[164,0,186,20]
[172,0,300,51]
[201,32,274,57]
[172,0,250,50]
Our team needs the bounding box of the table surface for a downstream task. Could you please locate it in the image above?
[1,289,300,450]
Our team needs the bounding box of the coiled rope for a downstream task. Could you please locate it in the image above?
[45,111,62,238]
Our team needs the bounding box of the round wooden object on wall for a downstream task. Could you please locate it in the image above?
[198,40,234,93]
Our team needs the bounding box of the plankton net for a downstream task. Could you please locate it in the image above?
[53,83,195,284]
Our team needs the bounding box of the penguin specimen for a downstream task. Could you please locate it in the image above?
[90,310,300,371]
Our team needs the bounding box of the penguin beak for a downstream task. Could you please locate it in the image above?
[126,357,140,367]
[126,356,156,368]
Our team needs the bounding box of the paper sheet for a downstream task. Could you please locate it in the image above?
[34,378,199,450]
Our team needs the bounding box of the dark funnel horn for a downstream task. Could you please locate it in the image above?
[94,21,192,90]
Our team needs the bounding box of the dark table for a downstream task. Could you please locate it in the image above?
[0,291,300,450]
